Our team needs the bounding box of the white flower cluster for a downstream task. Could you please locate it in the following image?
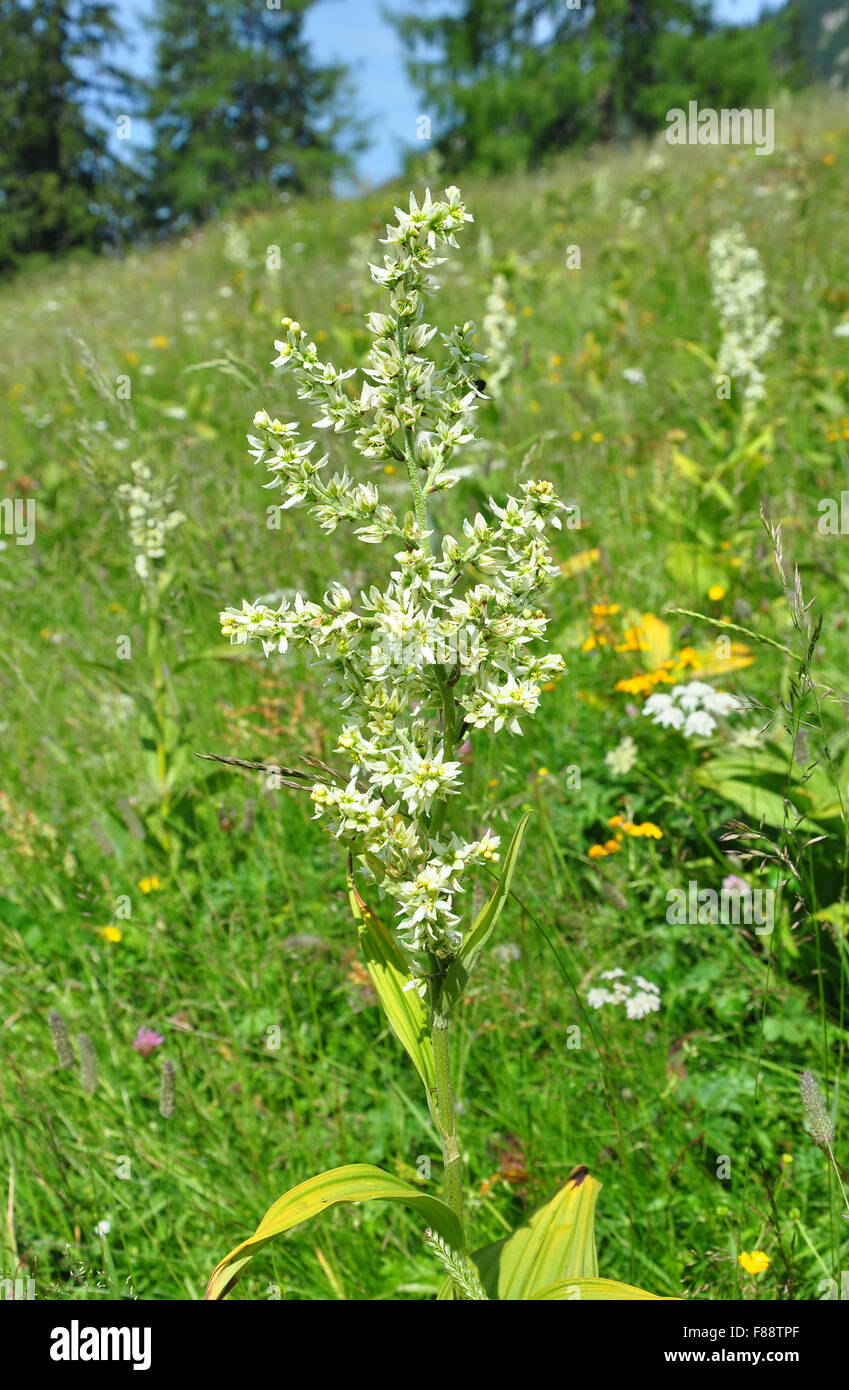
[643,681,744,738]
[481,273,516,400]
[709,225,781,408]
[604,734,638,776]
[220,188,565,965]
[117,460,186,581]
[587,968,660,1020]
[223,224,252,269]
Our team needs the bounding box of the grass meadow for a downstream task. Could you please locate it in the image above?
[2,89,849,1302]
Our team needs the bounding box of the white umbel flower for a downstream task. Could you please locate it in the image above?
[644,682,742,739]
[588,971,660,1019]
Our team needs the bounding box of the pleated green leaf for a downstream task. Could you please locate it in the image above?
[347,862,436,1104]
[470,1165,600,1300]
[531,1277,676,1300]
[205,1163,462,1300]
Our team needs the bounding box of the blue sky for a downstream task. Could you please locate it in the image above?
[112,0,788,185]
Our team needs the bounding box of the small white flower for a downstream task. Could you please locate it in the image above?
[625,990,661,1020]
[589,971,661,1020]
[95,1220,111,1238]
[643,692,674,718]
[605,735,638,776]
[683,709,717,738]
[651,703,686,730]
[492,942,521,965]
[833,322,849,338]
[700,689,743,717]
[622,368,646,387]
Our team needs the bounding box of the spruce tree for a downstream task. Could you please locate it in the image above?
[145,0,353,232]
[0,0,135,274]
[390,0,795,172]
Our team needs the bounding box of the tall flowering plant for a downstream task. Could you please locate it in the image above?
[208,189,668,1302]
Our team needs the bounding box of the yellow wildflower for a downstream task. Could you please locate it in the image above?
[139,875,161,894]
[738,1250,770,1275]
[99,925,122,943]
[707,584,726,602]
[615,673,657,695]
[149,335,169,349]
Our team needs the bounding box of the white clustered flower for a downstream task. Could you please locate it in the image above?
[492,942,521,965]
[587,971,660,1020]
[709,225,781,408]
[621,368,646,387]
[220,188,566,971]
[604,735,639,777]
[223,223,252,269]
[117,459,186,580]
[481,273,516,400]
[643,682,744,739]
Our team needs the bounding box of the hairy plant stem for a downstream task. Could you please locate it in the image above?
[398,309,466,1249]
[396,319,429,535]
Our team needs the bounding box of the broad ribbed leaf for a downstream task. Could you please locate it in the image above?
[531,1277,675,1300]
[206,1164,462,1300]
[471,1165,600,1300]
[347,862,436,1105]
[441,811,531,1011]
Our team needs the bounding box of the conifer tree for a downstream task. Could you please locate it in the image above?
[145,0,353,231]
[0,0,135,274]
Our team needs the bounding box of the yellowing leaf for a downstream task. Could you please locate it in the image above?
[687,642,754,677]
[637,612,673,668]
[471,1165,599,1300]
[531,1276,676,1300]
[347,862,436,1105]
[205,1164,462,1300]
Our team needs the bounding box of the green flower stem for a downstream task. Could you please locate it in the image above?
[396,317,429,535]
[145,587,172,840]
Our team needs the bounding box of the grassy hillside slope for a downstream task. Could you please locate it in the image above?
[1,89,849,1301]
